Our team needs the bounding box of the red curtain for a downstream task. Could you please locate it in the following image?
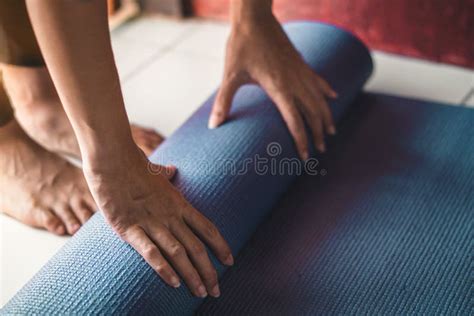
[191,0,473,69]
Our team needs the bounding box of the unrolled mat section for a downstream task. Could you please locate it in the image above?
[2,22,373,314]
[198,93,474,315]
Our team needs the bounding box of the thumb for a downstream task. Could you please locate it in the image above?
[148,163,177,180]
[208,79,241,129]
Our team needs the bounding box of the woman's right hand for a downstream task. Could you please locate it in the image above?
[83,147,233,298]
[24,0,232,299]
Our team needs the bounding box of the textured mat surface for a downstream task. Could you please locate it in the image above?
[2,22,373,314]
[198,94,474,315]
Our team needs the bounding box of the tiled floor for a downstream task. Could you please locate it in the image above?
[1,16,473,306]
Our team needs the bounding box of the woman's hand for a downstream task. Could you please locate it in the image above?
[209,4,337,159]
[25,0,232,298]
[83,147,233,298]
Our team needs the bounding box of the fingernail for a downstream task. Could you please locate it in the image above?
[330,90,338,98]
[197,285,208,298]
[166,165,177,175]
[224,254,234,266]
[302,150,309,161]
[317,143,326,153]
[208,115,220,129]
[171,277,181,288]
[210,284,221,298]
[328,126,336,135]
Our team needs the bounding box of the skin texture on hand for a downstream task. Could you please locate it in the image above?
[85,148,233,298]
[209,1,338,159]
[25,0,232,297]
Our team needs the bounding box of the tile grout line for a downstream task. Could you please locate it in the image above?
[120,26,202,84]
[458,87,473,106]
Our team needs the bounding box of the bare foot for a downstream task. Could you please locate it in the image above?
[1,64,164,157]
[0,120,97,235]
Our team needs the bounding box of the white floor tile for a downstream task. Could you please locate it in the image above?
[111,35,161,80]
[122,50,224,136]
[173,21,230,60]
[112,16,195,47]
[461,89,474,108]
[365,52,474,104]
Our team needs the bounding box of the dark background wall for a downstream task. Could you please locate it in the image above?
[190,0,473,69]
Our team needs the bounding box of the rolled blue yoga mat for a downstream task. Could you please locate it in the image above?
[2,22,373,314]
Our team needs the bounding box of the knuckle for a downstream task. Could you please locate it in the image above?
[190,243,207,257]
[155,263,169,275]
[142,245,158,258]
[204,224,219,239]
[169,244,185,258]
[112,223,129,239]
[167,211,182,224]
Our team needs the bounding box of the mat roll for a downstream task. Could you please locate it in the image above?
[198,94,474,315]
[2,22,373,314]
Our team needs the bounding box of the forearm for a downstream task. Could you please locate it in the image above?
[25,0,134,166]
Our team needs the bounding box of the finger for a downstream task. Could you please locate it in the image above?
[299,102,325,153]
[183,207,233,267]
[304,79,336,136]
[208,77,242,129]
[55,204,81,235]
[313,74,337,98]
[149,225,208,298]
[148,163,177,180]
[266,89,309,160]
[71,198,94,224]
[318,96,336,136]
[124,226,181,288]
[170,221,220,297]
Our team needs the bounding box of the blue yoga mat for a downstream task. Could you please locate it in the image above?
[198,93,474,315]
[3,22,472,314]
[2,22,373,314]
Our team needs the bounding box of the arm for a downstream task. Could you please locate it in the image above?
[210,0,337,159]
[25,0,232,298]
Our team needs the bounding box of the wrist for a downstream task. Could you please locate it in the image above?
[230,0,273,27]
[79,129,137,172]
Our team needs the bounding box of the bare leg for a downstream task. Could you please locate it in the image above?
[2,64,164,157]
[0,119,97,235]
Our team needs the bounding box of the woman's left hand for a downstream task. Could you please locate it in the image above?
[208,12,337,159]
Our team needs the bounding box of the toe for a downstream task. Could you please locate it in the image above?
[55,204,81,235]
[71,198,94,224]
[40,208,66,235]
[130,124,165,156]
[142,142,157,156]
